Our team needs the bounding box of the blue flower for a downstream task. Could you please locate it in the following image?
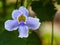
[4,6,41,38]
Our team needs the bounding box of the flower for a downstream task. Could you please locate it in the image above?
[4,6,41,38]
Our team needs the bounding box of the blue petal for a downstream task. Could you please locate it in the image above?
[26,17,41,30]
[5,20,19,31]
[12,10,22,19]
[18,25,28,38]
[19,6,29,17]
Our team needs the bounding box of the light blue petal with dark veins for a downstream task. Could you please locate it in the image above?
[26,17,41,30]
[18,25,28,38]
[12,10,22,19]
[5,20,19,31]
[19,6,29,16]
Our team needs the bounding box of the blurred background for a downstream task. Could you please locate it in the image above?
[0,0,60,45]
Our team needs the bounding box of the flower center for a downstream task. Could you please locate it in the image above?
[18,15,26,22]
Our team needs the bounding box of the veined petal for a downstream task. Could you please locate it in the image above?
[12,10,22,19]
[18,25,28,38]
[26,17,41,30]
[5,20,19,31]
[19,6,29,17]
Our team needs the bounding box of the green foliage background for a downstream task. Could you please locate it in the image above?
[0,0,59,45]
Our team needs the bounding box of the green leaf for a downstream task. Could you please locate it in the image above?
[57,0,60,4]
[31,1,56,22]
[0,31,27,45]
[27,32,42,45]
[0,30,41,45]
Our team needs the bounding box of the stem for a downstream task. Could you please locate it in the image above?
[21,0,24,6]
[2,0,6,17]
[21,0,28,8]
[15,0,18,9]
[51,18,54,45]
[23,0,27,8]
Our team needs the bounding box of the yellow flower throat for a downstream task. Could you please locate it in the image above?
[18,15,26,22]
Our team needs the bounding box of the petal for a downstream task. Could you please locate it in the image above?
[26,17,41,30]
[19,6,29,17]
[5,20,19,31]
[18,25,28,38]
[12,10,22,19]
